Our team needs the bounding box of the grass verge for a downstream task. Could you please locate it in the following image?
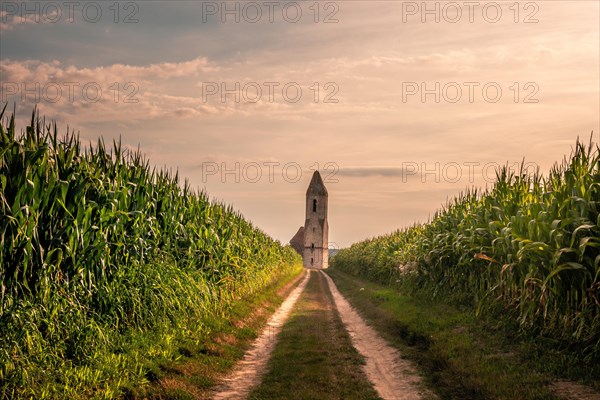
[326,268,599,400]
[248,271,382,400]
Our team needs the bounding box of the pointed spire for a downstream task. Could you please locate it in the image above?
[306,170,328,196]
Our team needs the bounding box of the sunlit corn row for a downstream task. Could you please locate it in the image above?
[332,137,599,351]
[0,108,301,398]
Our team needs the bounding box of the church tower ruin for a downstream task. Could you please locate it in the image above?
[302,171,329,269]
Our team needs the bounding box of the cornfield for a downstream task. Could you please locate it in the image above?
[332,136,600,355]
[0,107,301,398]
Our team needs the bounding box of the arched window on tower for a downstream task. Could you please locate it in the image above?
[312,199,317,212]
[311,243,314,250]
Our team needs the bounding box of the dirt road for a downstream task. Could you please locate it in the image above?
[212,269,429,400]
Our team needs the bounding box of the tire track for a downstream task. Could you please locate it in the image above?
[211,270,311,400]
[322,270,433,400]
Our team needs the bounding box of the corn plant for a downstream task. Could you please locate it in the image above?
[0,106,301,398]
[332,135,600,355]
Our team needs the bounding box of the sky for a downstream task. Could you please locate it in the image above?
[1,0,599,248]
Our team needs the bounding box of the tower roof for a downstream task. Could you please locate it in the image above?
[289,226,304,255]
[306,171,328,196]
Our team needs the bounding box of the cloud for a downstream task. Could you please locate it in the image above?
[336,166,415,178]
[0,57,217,83]
[0,10,38,32]
[0,57,232,124]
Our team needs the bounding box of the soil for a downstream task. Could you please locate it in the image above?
[551,380,600,400]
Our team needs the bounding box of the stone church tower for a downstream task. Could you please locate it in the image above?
[304,171,329,269]
[290,171,328,269]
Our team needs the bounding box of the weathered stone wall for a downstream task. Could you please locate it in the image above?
[289,226,304,255]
